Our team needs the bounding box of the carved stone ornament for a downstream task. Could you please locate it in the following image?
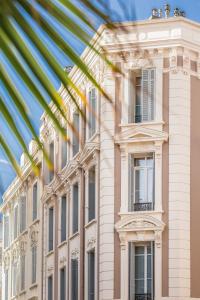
[71,248,79,260]
[3,252,10,268]
[29,226,39,248]
[19,236,27,256]
[87,237,96,250]
[60,256,67,265]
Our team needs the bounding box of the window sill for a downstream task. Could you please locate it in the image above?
[19,289,26,296]
[29,283,38,290]
[85,219,96,229]
[46,250,54,257]
[30,218,40,227]
[86,131,99,143]
[119,121,164,127]
[69,231,79,240]
[119,210,163,216]
[58,240,67,248]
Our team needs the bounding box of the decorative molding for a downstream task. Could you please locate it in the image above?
[87,237,96,251]
[71,248,79,260]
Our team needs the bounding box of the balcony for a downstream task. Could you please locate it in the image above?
[133,202,154,211]
[135,294,152,300]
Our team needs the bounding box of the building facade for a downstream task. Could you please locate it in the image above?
[1,13,200,300]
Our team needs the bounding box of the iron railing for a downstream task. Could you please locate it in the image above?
[134,202,153,211]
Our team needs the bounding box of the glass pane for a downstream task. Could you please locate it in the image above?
[134,158,145,167]
[135,255,144,279]
[135,279,145,294]
[147,254,152,279]
[147,168,153,203]
[135,169,145,203]
[135,246,145,255]
[147,156,153,167]
[147,279,152,294]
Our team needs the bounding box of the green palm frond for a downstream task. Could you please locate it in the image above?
[0,0,116,174]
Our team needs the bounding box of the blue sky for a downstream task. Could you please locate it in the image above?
[0,0,200,199]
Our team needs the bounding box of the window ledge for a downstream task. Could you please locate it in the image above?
[85,219,96,229]
[119,121,164,127]
[58,240,67,248]
[46,250,54,257]
[30,218,40,227]
[29,283,38,290]
[86,132,99,143]
[69,231,79,240]
[119,210,164,216]
[19,289,26,296]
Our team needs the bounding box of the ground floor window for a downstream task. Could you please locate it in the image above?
[129,242,154,300]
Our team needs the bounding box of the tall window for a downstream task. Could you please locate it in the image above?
[48,275,53,300]
[20,255,25,291]
[72,183,79,234]
[4,216,9,249]
[88,167,96,222]
[48,207,54,251]
[129,242,154,300]
[129,154,154,212]
[71,259,78,300]
[49,141,54,182]
[129,69,155,123]
[60,267,66,300]
[72,111,80,157]
[61,130,68,169]
[88,88,96,139]
[88,250,95,300]
[32,182,38,221]
[32,246,37,284]
[14,205,18,239]
[61,196,67,242]
[4,269,8,300]
[12,262,17,297]
[20,196,26,233]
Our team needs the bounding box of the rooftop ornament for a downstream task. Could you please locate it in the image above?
[150,4,185,19]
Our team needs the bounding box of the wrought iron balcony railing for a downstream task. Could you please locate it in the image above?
[134,202,154,211]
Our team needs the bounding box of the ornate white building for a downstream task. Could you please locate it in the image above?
[1,11,200,300]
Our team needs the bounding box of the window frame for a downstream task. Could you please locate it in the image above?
[72,111,80,157]
[72,183,79,235]
[60,195,67,243]
[87,166,96,223]
[31,245,37,284]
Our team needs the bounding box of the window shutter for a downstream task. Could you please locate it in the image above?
[142,69,155,122]
[129,155,135,212]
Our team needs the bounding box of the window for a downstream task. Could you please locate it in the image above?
[129,69,155,123]
[71,259,78,300]
[4,269,8,300]
[88,250,95,300]
[129,242,154,300]
[72,111,80,157]
[49,141,54,182]
[4,216,9,249]
[88,88,96,138]
[88,167,96,222]
[61,130,68,169]
[20,255,25,291]
[129,154,154,211]
[20,196,26,233]
[48,275,53,300]
[14,205,18,239]
[72,183,79,234]
[48,207,54,251]
[32,182,38,221]
[12,262,17,297]
[32,246,37,284]
[61,196,67,242]
[60,267,66,300]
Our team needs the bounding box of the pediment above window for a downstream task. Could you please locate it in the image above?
[115,214,165,233]
[115,126,168,144]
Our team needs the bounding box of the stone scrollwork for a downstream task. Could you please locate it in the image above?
[3,252,10,268]
[30,226,39,248]
[71,248,79,260]
[87,237,96,251]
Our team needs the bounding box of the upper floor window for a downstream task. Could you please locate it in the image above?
[72,183,79,234]
[88,88,96,139]
[48,207,54,252]
[32,245,37,284]
[60,267,66,300]
[88,250,95,300]
[61,195,67,242]
[129,69,155,124]
[49,141,54,183]
[20,255,25,291]
[88,166,96,223]
[72,111,80,157]
[32,182,38,221]
[129,154,154,212]
[61,129,68,169]
[129,242,154,300]
[14,205,18,239]
[71,259,78,300]
[48,275,53,300]
[4,269,8,300]
[20,196,26,233]
[3,215,9,249]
